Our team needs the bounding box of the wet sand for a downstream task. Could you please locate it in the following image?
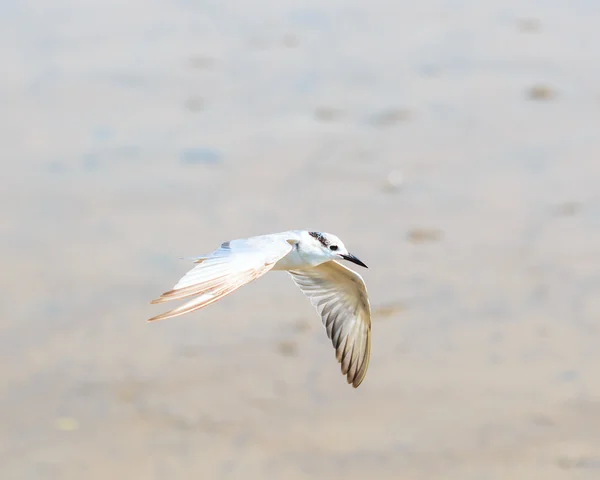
[2,1,600,478]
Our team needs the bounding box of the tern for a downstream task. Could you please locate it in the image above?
[148,230,371,388]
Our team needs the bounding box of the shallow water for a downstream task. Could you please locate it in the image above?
[2,1,600,478]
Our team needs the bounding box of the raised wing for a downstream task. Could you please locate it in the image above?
[148,236,293,322]
[289,261,371,388]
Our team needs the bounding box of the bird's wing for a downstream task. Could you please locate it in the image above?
[289,261,371,388]
[148,236,294,322]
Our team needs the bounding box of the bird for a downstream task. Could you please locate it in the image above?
[148,230,371,388]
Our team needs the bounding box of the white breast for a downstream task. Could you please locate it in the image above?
[272,246,307,271]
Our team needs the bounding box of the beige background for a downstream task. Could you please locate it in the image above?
[2,0,600,478]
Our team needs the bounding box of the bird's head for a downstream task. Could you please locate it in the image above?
[303,231,368,268]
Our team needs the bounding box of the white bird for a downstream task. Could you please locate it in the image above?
[148,230,371,388]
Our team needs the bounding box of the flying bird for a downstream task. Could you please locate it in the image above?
[148,230,371,388]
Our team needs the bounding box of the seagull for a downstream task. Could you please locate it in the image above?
[148,230,371,388]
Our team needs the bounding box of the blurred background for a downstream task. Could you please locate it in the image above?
[2,0,600,479]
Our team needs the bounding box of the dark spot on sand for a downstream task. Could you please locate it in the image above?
[553,202,581,216]
[407,228,443,244]
[277,340,298,357]
[369,108,412,127]
[517,18,541,33]
[314,107,343,122]
[185,97,204,112]
[528,84,556,101]
[373,302,406,319]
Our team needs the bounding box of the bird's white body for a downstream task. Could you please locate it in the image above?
[149,230,371,388]
[273,230,346,269]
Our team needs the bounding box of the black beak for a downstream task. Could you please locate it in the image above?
[340,253,368,268]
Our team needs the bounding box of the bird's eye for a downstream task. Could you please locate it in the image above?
[329,245,338,251]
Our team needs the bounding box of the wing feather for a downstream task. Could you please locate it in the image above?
[148,236,293,322]
[289,261,371,388]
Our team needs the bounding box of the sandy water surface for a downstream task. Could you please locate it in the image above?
[2,1,600,479]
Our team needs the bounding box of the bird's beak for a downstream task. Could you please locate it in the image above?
[340,253,368,268]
